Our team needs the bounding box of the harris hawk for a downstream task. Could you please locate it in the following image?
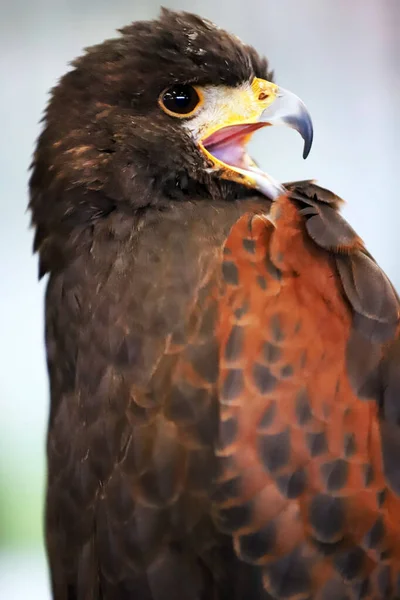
[28,8,400,600]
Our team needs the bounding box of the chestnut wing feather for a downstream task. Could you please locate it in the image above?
[215,182,400,599]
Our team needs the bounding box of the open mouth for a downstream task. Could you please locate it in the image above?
[195,82,313,200]
[201,122,266,170]
[200,122,285,199]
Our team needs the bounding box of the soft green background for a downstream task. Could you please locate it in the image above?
[1,0,399,597]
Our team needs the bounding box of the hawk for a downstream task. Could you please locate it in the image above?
[29,8,400,600]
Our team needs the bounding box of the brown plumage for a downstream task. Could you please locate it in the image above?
[29,8,400,600]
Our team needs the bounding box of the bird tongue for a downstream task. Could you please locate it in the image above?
[208,140,246,168]
[202,123,266,169]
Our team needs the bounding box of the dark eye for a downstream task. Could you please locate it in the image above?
[159,84,202,117]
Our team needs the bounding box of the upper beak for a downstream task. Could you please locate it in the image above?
[259,86,313,159]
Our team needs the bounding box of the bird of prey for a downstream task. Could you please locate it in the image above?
[29,8,400,600]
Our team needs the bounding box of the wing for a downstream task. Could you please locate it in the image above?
[214,181,400,599]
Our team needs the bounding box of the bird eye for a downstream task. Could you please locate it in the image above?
[159,84,203,118]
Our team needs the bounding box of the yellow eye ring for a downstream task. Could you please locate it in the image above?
[158,84,204,118]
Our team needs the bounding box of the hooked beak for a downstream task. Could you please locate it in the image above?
[260,86,313,160]
[198,78,313,200]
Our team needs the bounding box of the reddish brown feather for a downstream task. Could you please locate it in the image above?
[215,190,400,599]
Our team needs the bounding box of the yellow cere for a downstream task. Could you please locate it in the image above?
[186,79,278,143]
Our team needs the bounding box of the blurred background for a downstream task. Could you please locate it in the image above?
[1,0,399,597]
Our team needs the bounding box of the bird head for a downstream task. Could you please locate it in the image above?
[30,8,313,217]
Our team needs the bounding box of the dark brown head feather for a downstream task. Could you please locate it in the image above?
[29,9,271,276]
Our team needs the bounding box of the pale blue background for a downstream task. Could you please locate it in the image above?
[1,0,399,597]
